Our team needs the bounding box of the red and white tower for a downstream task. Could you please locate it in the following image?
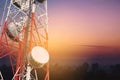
[0,0,49,80]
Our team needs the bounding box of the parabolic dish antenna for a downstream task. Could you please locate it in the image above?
[6,22,23,42]
[28,46,49,67]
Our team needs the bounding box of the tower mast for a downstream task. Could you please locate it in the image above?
[0,0,49,80]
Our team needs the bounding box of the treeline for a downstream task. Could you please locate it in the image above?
[0,63,120,80]
[50,63,120,80]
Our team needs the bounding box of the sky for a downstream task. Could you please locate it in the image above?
[47,0,120,65]
[48,0,120,47]
[0,0,120,66]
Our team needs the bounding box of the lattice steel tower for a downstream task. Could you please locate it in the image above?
[0,0,49,80]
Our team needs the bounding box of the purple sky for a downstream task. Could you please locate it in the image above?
[48,0,120,65]
[48,0,120,47]
[0,0,120,66]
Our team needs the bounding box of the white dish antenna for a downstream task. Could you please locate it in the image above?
[6,22,23,42]
[28,46,49,68]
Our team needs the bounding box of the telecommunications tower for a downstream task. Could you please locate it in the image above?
[0,0,49,80]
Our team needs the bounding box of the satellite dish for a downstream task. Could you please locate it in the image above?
[28,46,49,68]
[13,0,30,10]
[6,22,22,42]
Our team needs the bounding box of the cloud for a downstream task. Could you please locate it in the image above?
[73,44,112,48]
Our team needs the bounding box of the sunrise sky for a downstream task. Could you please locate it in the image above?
[48,0,120,65]
[0,0,120,66]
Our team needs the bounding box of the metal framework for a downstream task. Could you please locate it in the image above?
[0,0,49,80]
[0,71,4,80]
